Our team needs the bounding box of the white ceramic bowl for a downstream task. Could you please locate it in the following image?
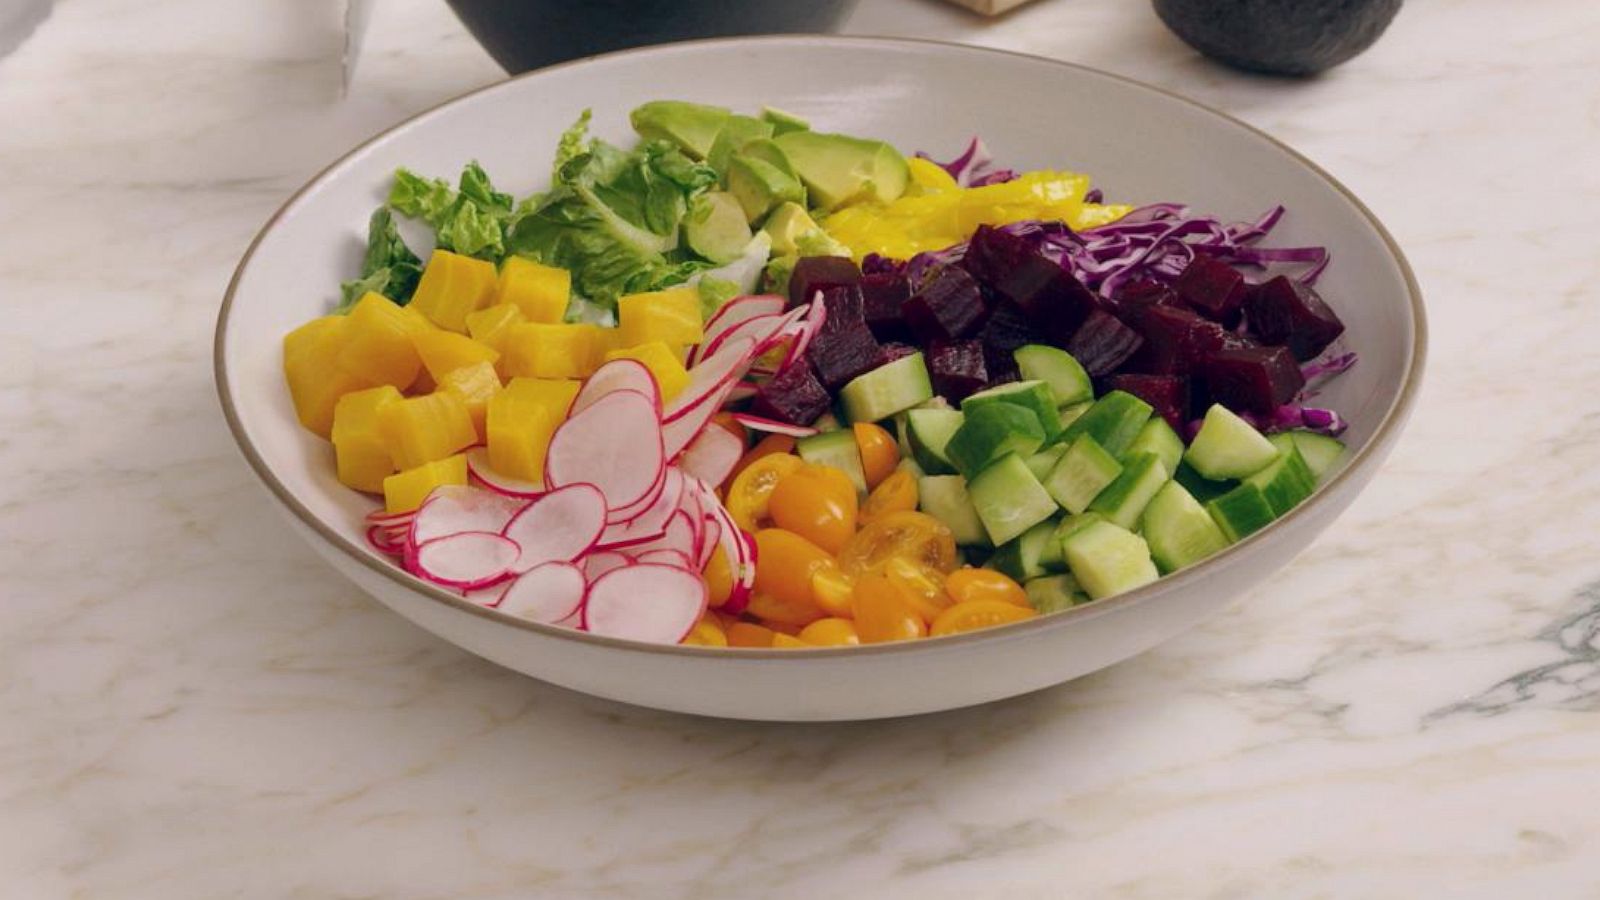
[216,37,1425,721]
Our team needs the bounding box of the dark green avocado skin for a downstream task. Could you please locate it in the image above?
[1153,0,1403,76]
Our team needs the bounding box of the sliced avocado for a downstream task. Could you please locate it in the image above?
[628,100,731,160]
[706,115,775,178]
[761,202,821,256]
[773,131,912,211]
[760,105,810,135]
[738,138,799,178]
[727,156,805,223]
[684,192,753,264]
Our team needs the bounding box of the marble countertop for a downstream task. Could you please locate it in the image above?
[4,0,1599,896]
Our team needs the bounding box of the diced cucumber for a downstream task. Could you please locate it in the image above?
[905,407,965,476]
[1058,401,1093,429]
[1025,444,1068,481]
[961,380,1063,441]
[967,453,1059,545]
[813,411,843,432]
[1052,511,1105,547]
[1126,417,1185,477]
[1062,520,1160,600]
[1042,434,1122,515]
[1205,482,1276,542]
[1013,344,1093,407]
[1088,452,1171,530]
[896,456,925,478]
[1247,440,1316,515]
[917,474,991,547]
[1284,430,1347,482]
[944,403,1046,479]
[839,352,933,423]
[1174,461,1236,504]
[1037,522,1066,570]
[796,429,868,495]
[893,411,914,459]
[1024,574,1086,614]
[1141,480,1229,573]
[1184,404,1277,479]
[1059,390,1153,458]
[988,519,1064,582]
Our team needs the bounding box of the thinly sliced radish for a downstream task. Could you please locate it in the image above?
[638,549,694,568]
[729,413,818,438]
[692,295,786,365]
[727,382,760,403]
[554,609,585,630]
[582,550,633,582]
[664,336,757,423]
[464,447,545,499]
[365,508,416,528]
[413,532,521,589]
[697,515,722,570]
[366,525,404,556]
[496,561,587,625]
[572,358,662,416]
[627,510,698,559]
[750,305,812,357]
[545,390,665,510]
[411,485,525,547]
[675,426,743,487]
[603,465,683,533]
[601,463,668,526]
[699,312,786,363]
[782,294,828,369]
[500,483,606,573]
[582,564,708,644]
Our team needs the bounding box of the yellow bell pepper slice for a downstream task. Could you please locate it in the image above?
[486,377,580,482]
[410,249,497,333]
[377,391,478,471]
[382,454,468,514]
[332,385,404,493]
[494,256,571,324]
[617,287,703,347]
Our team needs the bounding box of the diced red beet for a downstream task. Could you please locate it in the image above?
[962,224,1036,287]
[1102,374,1191,433]
[880,342,918,363]
[926,339,989,402]
[749,361,832,425]
[788,256,861,309]
[990,254,1097,340]
[977,301,1044,383]
[1174,254,1247,326]
[1113,278,1182,312]
[806,319,886,390]
[903,266,988,343]
[815,283,864,324]
[1064,309,1144,376]
[1201,345,1306,414]
[859,272,911,342]
[1123,304,1255,375]
[1243,276,1347,361]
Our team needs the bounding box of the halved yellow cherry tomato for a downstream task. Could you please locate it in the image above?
[768,464,858,553]
[838,510,959,577]
[727,433,796,484]
[944,567,1030,608]
[682,614,728,647]
[884,557,954,624]
[725,453,803,533]
[810,563,856,617]
[853,422,899,489]
[771,633,811,649]
[703,547,734,608]
[930,600,1037,637]
[799,617,861,646]
[852,572,928,643]
[861,468,918,524]
[726,621,776,648]
[749,529,833,625]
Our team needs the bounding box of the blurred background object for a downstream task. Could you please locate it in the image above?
[940,0,1042,14]
[0,0,50,62]
[1153,0,1403,75]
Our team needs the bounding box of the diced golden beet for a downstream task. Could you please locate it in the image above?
[331,385,404,492]
[438,361,502,442]
[500,322,605,379]
[465,303,525,354]
[284,315,372,438]
[338,292,426,389]
[494,256,571,324]
[411,249,497,333]
[408,368,436,396]
[412,329,499,382]
[604,340,691,401]
[383,454,468,514]
[377,391,478,470]
[617,287,703,347]
[486,377,579,481]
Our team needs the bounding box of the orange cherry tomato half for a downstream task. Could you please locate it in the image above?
[681,614,729,647]
[944,567,1030,608]
[838,510,958,578]
[799,617,861,646]
[883,557,954,624]
[810,563,856,618]
[861,468,918,524]
[727,433,796,485]
[726,621,776,648]
[768,464,859,554]
[929,600,1037,637]
[852,572,928,643]
[852,422,900,489]
[770,633,812,649]
[703,547,734,608]
[725,453,803,533]
[749,529,833,625]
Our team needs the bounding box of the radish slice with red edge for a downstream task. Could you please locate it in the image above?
[627,510,698,559]
[500,482,606,573]
[675,426,744,488]
[545,390,665,510]
[603,466,683,535]
[663,336,757,423]
[698,312,786,364]
[729,413,818,438]
[697,515,721,570]
[496,561,587,625]
[464,447,544,499]
[749,305,811,357]
[572,358,661,416]
[365,508,416,528]
[692,295,785,365]
[638,549,694,569]
[411,485,525,547]
[366,525,404,556]
[782,294,828,369]
[726,381,759,402]
[413,532,521,589]
[662,343,762,459]
[582,564,707,644]
[582,550,633,582]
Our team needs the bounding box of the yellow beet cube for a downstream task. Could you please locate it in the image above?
[382,454,468,514]
[500,322,605,379]
[410,249,497,333]
[331,385,404,493]
[338,292,428,390]
[486,377,580,482]
[377,391,478,470]
[284,315,372,438]
[438,360,502,442]
[495,256,571,323]
[617,287,703,347]
[412,329,499,382]
[465,303,525,354]
[604,340,691,401]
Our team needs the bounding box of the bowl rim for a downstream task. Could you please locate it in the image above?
[215,33,1427,661]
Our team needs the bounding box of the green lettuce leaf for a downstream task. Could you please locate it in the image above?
[388,169,456,225]
[337,207,423,311]
[696,276,740,320]
[552,109,593,177]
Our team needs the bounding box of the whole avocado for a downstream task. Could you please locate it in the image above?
[1152,0,1402,76]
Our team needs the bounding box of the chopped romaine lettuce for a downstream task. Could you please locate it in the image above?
[337,207,423,311]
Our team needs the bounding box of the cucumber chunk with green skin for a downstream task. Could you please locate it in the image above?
[839,352,934,423]
[1024,574,1086,614]
[1184,404,1278,479]
[813,411,843,433]
[945,403,1046,479]
[1174,461,1236,504]
[917,475,991,547]
[1058,400,1093,429]
[1013,344,1093,407]
[1059,390,1153,458]
[1025,444,1068,482]
[905,407,965,476]
[988,519,1064,582]
[1283,430,1347,482]
[1247,440,1316,515]
[1205,482,1276,542]
[1043,434,1122,515]
[1052,511,1106,546]
[961,380,1063,442]
[1142,480,1229,573]
[1088,452,1171,530]
[1126,416,1185,478]
[968,453,1059,545]
[1063,520,1160,600]
[796,429,868,495]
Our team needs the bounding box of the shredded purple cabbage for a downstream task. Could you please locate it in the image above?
[916,137,1018,188]
[1301,351,1357,384]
